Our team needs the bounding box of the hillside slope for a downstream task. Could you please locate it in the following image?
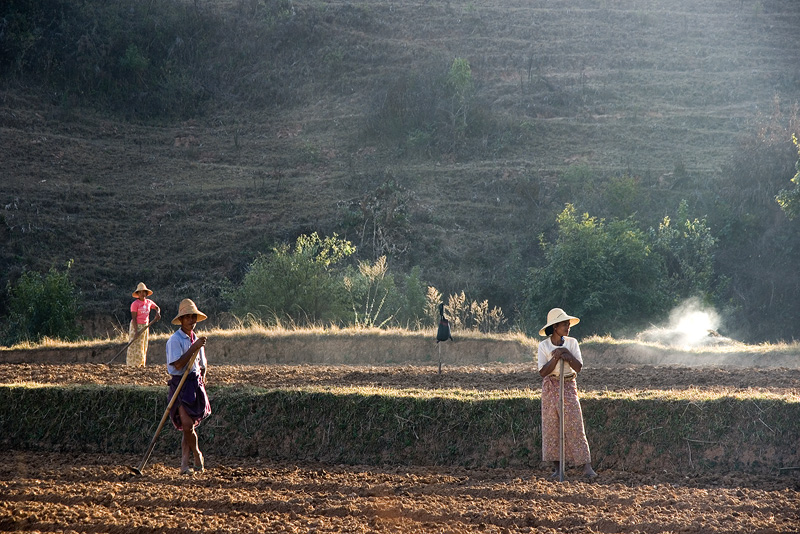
[1,0,800,339]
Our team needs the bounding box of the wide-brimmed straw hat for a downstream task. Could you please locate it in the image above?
[132,282,153,298]
[171,298,208,325]
[538,307,580,336]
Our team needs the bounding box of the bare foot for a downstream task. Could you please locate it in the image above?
[583,465,598,478]
[181,455,191,474]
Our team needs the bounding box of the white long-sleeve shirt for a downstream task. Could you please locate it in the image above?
[537,336,582,378]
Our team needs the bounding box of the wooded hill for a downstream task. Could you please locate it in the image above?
[1,0,800,342]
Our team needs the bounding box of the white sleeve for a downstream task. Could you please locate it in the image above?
[568,337,583,365]
[537,340,550,371]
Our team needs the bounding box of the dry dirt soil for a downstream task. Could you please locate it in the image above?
[1,361,799,394]
[2,362,800,533]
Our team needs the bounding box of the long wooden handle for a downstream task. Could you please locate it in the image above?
[558,359,565,482]
[107,318,159,364]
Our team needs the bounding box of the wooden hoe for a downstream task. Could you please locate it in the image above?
[558,359,566,482]
[129,359,192,476]
[106,318,159,365]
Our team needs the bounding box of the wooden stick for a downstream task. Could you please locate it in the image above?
[130,358,193,475]
[106,318,159,364]
[558,359,565,482]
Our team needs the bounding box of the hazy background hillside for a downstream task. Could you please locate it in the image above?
[1,0,800,342]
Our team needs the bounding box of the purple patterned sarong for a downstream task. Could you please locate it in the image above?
[167,371,211,431]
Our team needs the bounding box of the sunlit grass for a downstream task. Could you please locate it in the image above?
[218,383,542,400]
[302,385,798,402]
[583,387,800,402]
[1,324,537,349]
[2,325,796,360]
[5,380,797,402]
[274,385,799,402]
[205,317,535,344]
[0,335,126,351]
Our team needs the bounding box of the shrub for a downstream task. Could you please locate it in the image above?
[228,233,355,326]
[776,134,800,220]
[396,266,427,327]
[522,204,669,337]
[651,200,718,303]
[425,286,443,327]
[603,173,641,218]
[342,258,433,329]
[343,256,399,328]
[445,57,474,150]
[1,260,82,345]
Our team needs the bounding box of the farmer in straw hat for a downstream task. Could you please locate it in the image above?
[127,282,160,366]
[166,298,211,475]
[537,307,597,479]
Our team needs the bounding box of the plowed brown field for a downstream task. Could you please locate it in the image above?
[3,361,800,393]
[2,362,799,533]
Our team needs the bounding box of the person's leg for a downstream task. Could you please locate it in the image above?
[126,321,137,366]
[562,381,596,477]
[541,378,560,478]
[127,323,147,366]
[583,463,597,478]
[178,405,198,473]
[140,327,149,366]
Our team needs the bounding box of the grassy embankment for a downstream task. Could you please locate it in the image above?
[1,328,799,475]
[0,381,797,475]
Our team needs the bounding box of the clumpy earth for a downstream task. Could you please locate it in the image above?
[2,362,800,393]
[1,451,798,534]
[1,362,799,533]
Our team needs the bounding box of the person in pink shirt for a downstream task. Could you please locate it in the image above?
[127,282,161,366]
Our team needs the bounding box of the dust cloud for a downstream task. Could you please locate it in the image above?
[635,298,735,349]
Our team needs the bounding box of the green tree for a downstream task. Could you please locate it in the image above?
[523,205,668,337]
[228,233,355,325]
[651,200,718,302]
[2,260,82,345]
[776,134,800,219]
